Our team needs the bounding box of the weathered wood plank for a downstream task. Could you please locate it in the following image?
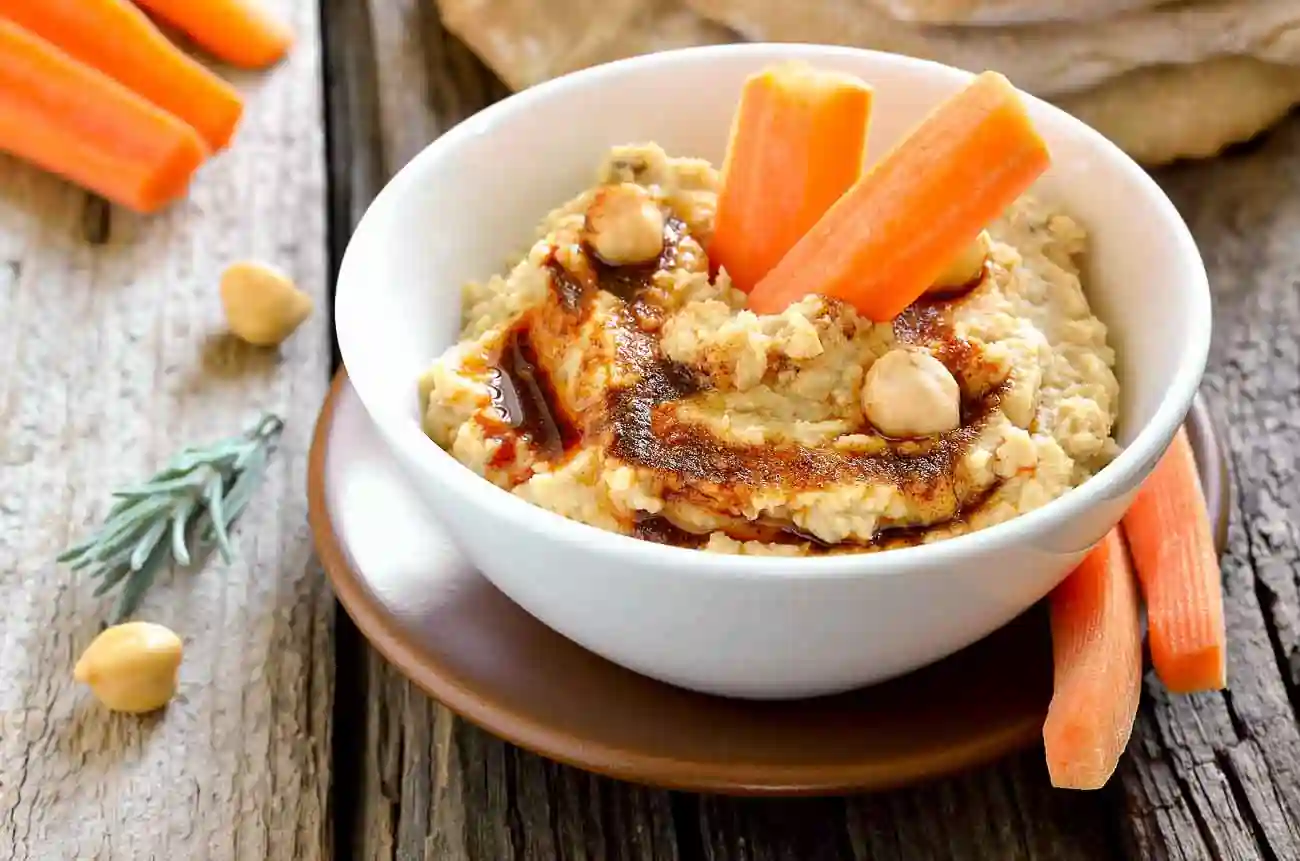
[0,2,333,858]
[1112,120,1300,861]
[685,752,1115,861]
[323,4,680,860]
[337,3,1300,859]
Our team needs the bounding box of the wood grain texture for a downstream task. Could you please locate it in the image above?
[333,4,1300,860]
[1113,125,1300,861]
[319,4,667,859]
[0,1,333,858]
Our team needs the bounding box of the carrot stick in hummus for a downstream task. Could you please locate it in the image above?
[710,61,873,294]
[748,71,1050,321]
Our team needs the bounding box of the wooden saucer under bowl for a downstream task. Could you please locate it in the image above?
[308,371,1229,796]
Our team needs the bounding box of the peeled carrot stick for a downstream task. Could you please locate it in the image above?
[748,71,1050,320]
[1043,528,1143,791]
[0,21,207,213]
[0,0,243,151]
[131,0,293,70]
[1121,429,1227,693]
[710,62,873,294]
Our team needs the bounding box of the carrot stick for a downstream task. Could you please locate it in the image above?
[1121,428,1227,693]
[1043,528,1143,791]
[0,21,207,213]
[747,71,1050,320]
[710,62,873,294]
[0,0,244,151]
[131,0,293,70]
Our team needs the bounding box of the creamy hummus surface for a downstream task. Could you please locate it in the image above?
[417,144,1121,555]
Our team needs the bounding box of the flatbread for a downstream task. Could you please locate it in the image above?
[437,0,1300,165]
[862,0,1168,26]
[438,0,734,91]
[1058,57,1300,165]
[684,0,1300,97]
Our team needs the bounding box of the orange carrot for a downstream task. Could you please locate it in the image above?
[0,0,244,151]
[710,62,873,294]
[1121,429,1227,693]
[0,21,207,213]
[748,71,1050,320]
[0,0,244,150]
[1043,528,1143,791]
[131,0,293,70]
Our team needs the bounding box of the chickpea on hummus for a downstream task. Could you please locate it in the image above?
[418,143,1121,556]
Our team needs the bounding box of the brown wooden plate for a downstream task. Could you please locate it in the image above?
[309,371,1229,796]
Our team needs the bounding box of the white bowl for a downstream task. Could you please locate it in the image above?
[335,44,1210,700]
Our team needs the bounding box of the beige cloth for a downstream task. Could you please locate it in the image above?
[438,0,1300,165]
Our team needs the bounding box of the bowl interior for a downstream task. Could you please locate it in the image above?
[337,44,1208,547]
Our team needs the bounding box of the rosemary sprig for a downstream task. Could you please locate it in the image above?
[58,413,285,624]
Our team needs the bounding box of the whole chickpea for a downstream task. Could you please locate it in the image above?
[861,348,962,438]
[583,183,665,266]
[74,622,183,714]
[220,261,314,347]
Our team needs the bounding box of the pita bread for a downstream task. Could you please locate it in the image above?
[1059,58,1300,165]
[438,0,733,91]
[684,0,1300,96]
[864,0,1166,26]
[436,0,1300,164]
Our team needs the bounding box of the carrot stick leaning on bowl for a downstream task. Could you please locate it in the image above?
[710,61,873,294]
[1121,428,1227,693]
[746,71,1050,321]
[1043,528,1143,791]
[1046,429,1228,788]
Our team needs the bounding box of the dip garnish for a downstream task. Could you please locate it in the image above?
[57,413,283,624]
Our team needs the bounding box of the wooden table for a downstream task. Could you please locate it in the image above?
[3,2,1299,858]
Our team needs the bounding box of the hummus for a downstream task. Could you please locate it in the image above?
[418,144,1121,555]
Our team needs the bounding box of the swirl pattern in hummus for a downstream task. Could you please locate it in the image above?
[418,144,1121,555]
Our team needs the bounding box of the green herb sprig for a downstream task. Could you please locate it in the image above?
[58,413,284,624]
